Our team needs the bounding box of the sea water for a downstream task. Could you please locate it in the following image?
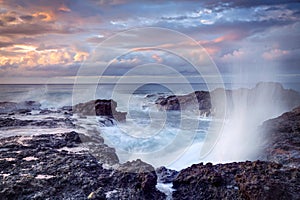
[0,83,299,170]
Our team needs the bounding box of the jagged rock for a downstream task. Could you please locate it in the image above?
[155,91,211,116]
[261,105,300,167]
[103,159,165,200]
[0,132,165,200]
[73,99,127,122]
[173,161,300,200]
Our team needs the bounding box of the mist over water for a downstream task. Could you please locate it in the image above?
[206,82,300,163]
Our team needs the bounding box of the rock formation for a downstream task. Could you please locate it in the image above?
[155,82,300,118]
[0,132,165,199]
[261,105,300,168]
[172,161,299,200]
[73,99,127,122]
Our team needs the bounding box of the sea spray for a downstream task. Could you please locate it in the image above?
[206,82,300,163]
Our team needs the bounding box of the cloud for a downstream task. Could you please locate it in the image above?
[19,15,34,21]
[0,0,299,82]
[262,49,290,61]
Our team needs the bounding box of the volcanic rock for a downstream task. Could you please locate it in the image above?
[173,161,300,200]
[155,91,211,116]
[261,105,300,167]
[73,99,127,122]
[0,131,165,199]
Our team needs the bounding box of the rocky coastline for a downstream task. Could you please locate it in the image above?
[0,89,299,199]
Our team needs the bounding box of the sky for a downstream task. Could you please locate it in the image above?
[0,0,299,84]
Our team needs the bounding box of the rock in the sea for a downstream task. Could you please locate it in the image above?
[155,91,211,116]
[173,161,300,200]
[73,99,127,122]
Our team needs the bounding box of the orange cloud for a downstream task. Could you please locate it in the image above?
[32,11,55,22]
[59,5,71,12]
[0,45,89,68]
[74,51,89,62]
[213,33,242,43]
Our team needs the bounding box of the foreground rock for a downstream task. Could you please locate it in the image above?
[261,105,300,167]
[73,99,127,122]
[0,131,165,200]
[173,161,300,200]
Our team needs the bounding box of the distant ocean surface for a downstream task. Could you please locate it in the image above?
[0,82,299,109]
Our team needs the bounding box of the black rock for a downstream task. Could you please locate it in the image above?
[0,132,165,199]
[173,161,300,200]
[261,105,300,167]
[73,99,127,122]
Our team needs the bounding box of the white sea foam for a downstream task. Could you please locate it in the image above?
[156,183,175,200]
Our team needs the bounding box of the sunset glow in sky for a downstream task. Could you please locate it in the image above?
[0,0,299,84]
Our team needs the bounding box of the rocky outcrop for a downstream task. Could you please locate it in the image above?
[173,161,300,200]
[155,91,211,116]
[155,82,300,117]
[73,99,127,122]
[261,105,300,167]
[0,131,165,200]
[0,101,41,114]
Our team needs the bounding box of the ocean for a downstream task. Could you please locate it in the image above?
[0,83,215,169]
[0,82,299,170]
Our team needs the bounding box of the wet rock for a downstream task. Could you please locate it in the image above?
[261,105,300,167]
[109,159,166,200]
[73,99,127,122]
[155,91,211,115]
[0,117,76,128]
[0,132,165,200]
[173,161,300,200]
